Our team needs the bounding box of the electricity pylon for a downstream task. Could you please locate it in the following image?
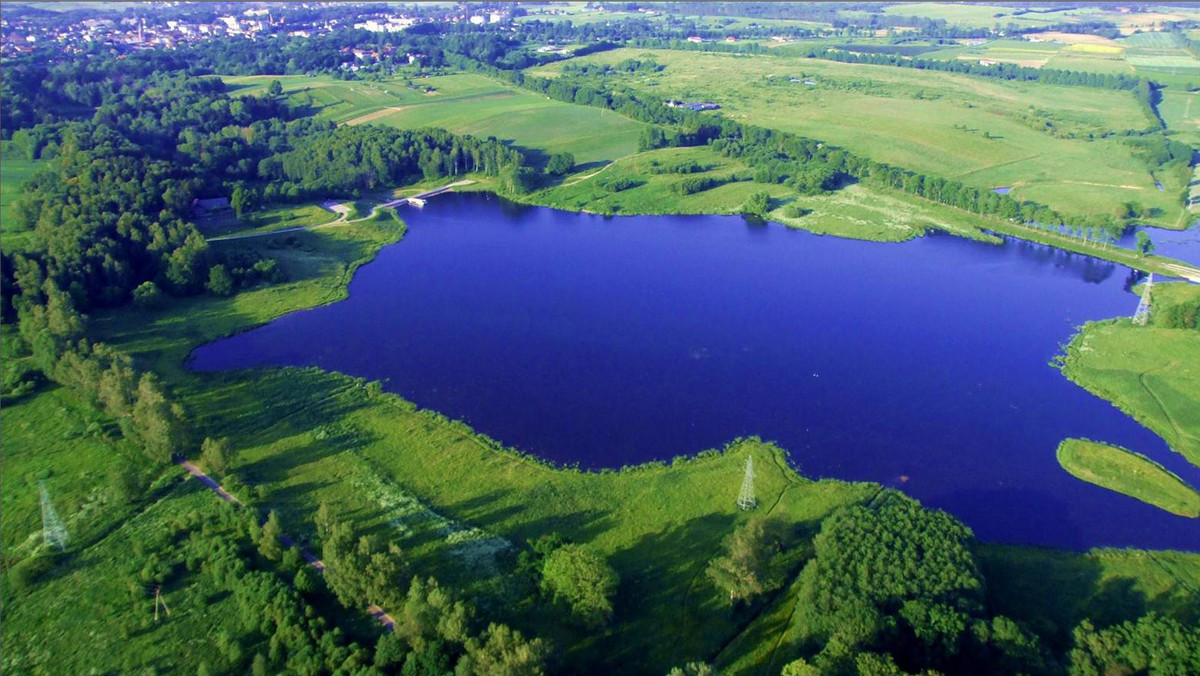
[40,482,68,551]
[737,456,757,511]
[1133,273,1154,326]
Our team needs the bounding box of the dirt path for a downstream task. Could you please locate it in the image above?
[175,456,397,630]
[562,151,653,187]
[345,106,408,126]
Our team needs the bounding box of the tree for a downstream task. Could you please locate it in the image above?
[545,152,576,176]
[231,185,254,218]
[258,510,284,561]
[200,436,234,476]
[206,264,235,297]
[455,623,549,676]
[1136,230,1155,255]
[268,79,284,97]
[294,565,318,594]
[132,281,166,310]
[1069,614,1200,676]
[667,662,719,676]
[131,373,186,462]
[706,517,784,604]
[742,190,771,219]
[109,464,142,504]
[374,632,407,671]
[541,544,619,628]
[500,162,535,194]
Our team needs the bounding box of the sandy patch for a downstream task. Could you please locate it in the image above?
[1065,43,1124,55]
[345,106,408,126]
[1034,31,1123,47]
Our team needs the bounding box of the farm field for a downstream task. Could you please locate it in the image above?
[223,72,645,167]
[1158,89,1200,148]
[880,3,1200,33]
[530,48,1189,226]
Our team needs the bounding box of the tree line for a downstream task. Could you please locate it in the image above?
[0,52,538,317]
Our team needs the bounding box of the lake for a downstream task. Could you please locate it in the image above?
[192,194,1200,550]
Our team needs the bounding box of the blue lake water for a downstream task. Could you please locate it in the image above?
[192,194,1200,551]
[1122,221,1200,267]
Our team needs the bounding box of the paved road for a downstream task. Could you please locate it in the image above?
[175,456,396,630]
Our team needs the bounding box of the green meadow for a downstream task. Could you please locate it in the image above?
[223,73,645,166]
[1057,438,1200,517]
[0,141,42,252]
[1059,283,1200,469]
[530,48,1190,227]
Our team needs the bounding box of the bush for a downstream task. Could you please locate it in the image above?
[132,281,166,311]
[671,175,728,195]
[598,176,641,192]
[206,264,234,297]
[541,544,619,628]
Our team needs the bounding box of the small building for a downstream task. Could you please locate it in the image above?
[192,197,231,213]
[686,36,703,43]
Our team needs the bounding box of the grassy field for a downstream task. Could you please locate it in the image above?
[0,141,43,252]
[1057,438,1200,517]
[223,72,645,167]
[530,48,1190,226]
[1059,282,1200,468]
[0,385,169,559]
[516,145,1002,243]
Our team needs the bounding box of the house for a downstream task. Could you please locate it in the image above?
[193,197,231,214]
[665,100,720,111]
[686,36,703,43]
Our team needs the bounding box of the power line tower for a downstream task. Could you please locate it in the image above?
[40,482,68,551]
[737,456,757,511]
[1133,273,1155,326]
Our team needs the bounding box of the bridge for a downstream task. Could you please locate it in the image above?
[206,179,475,242]
[380,179,475,209]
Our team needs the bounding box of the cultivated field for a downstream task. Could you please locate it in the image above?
[530,48,1188,226]
[223,73,645,166]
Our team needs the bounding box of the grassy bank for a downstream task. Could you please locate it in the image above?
[1058,283,1200,468]
[1057,438,1200,517]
